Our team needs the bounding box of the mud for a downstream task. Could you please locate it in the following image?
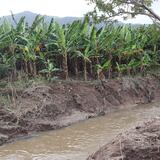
[0,76,160,146]
[87,119,160,160]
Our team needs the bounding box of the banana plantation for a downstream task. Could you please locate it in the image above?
[0,15,160,81]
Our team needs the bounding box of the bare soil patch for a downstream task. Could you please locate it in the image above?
[87,119,160,160]
[0,76,160,146]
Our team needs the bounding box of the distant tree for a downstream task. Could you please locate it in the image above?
[86,0,160,23]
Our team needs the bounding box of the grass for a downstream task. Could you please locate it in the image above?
[0,94,12,106]
[0,66,160,92]
[0,75,49,108]
[0,76,48,90]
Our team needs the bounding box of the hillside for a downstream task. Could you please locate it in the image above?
[0,11,82,25]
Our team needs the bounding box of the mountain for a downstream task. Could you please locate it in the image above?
[0,11,82,25]
[0,11,141,27]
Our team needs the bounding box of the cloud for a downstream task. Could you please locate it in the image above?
[0,0,159,24]
[0,0,92,17]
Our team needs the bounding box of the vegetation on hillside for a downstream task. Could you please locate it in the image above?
[0,15,160,81]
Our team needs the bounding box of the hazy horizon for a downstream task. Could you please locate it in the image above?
[0,0,160,24]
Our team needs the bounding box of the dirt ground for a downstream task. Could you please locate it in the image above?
[87,118,160,160]
[0,76,160,146]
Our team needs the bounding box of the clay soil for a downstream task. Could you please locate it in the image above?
[87,119,160,160]
[0,76,160,147]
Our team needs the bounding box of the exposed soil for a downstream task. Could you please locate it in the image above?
[87,118,160,160]
[0,76,160,146]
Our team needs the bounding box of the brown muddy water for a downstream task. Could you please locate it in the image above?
[0,103,160,160]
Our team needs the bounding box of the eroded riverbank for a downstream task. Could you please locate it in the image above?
[0,76,160,146]
[87,118,160,160]
[1,103,160,160]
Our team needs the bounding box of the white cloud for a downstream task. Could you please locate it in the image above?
[0,0,159,24]
[0,0,92,17]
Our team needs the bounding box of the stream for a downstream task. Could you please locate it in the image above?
[0,102,160,160]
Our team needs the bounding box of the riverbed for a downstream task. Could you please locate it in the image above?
[0,102,160,160]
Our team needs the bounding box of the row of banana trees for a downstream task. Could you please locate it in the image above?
[0,15,160,81]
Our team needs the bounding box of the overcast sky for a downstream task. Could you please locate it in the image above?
[0,0,160,24]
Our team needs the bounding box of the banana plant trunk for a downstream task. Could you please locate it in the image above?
[74,58,78,79]
[90,62,93,77]
[118,71,122,78]
[62,52,68,80]
[108,67,111,79]
[97,68,104,81]
[127,68,131,76]
[84,59,87,81]
[33,62,37,76]
[12,48,17,81]
[96,57,100,65]
[24,61,28,74]
[109,54,113,79]
[29,61,33,76]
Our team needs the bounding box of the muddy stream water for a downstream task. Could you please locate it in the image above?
[0,103,160,160]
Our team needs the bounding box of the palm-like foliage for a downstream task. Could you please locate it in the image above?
[0,15,160,81]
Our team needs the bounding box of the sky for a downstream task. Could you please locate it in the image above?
[0,0,160,24]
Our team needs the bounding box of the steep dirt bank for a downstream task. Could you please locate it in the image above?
[87,118,160,160]
[0,76,160,146]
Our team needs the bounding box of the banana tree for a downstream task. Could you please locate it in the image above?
[96,60,111,80]
[116,62,127,78]
[66,20,82,78]
[48,22,69,79]
[0,17,27,80]
[145,24,160,65]
[140,52,152,74]
[73,16,93,81]
[88,24,106,77]
[98,25,120,78]
[74,45,92,81]
[40,59,59,80]
[19,15,46,76]
[126,58,141,76]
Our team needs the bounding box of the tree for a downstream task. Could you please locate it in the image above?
[21,15,45,76]
[71,16,92,81]
[86,0,160,23]
[40,59,59,81]
[0,17,27,80]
